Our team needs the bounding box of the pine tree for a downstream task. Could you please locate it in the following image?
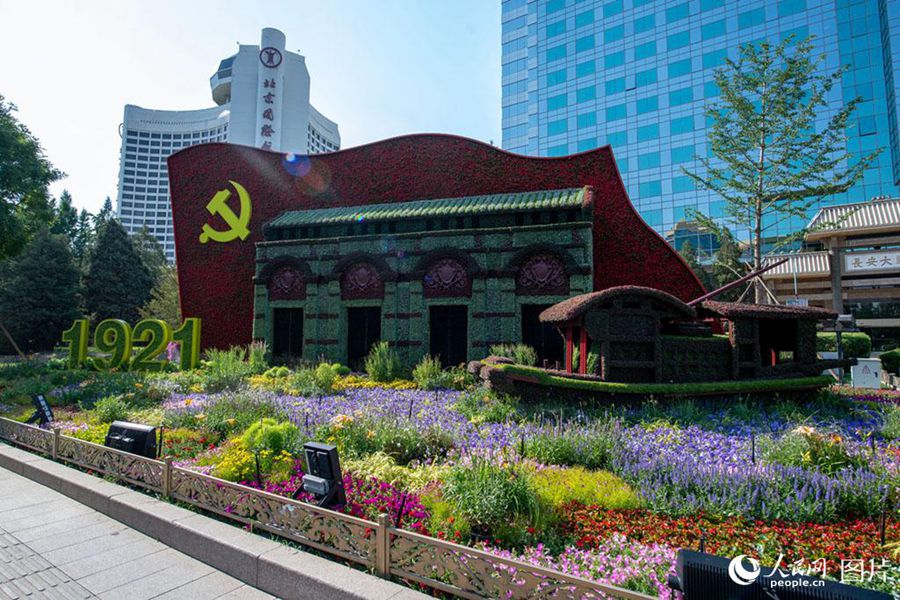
[678,241,715,292]
[139,266,181,327]
[712,230,745,302]
[84,220,153,323]
[0,229,80,351]
[95,197,114,226]
[684,36,881,302]
[131,225,167,281]
[71,208,94,271]
[51,190,78,242]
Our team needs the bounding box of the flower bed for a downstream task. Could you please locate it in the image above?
[1,356,898,596]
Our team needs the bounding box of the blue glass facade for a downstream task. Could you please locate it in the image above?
[501,0,900,249]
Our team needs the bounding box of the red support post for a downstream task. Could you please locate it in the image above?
[579,327,588,374]
[565,327,573,373]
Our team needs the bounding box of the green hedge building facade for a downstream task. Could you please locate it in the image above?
[252,188,594,367]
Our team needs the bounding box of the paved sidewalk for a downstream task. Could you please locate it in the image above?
[0,466,276,600]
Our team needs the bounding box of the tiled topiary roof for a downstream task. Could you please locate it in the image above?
[267,187,592,228]
[700,301,836,320]
[539,285,696,324]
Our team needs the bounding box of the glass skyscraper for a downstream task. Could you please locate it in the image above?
[501,0,900,252]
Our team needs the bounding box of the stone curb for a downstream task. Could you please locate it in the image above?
[0,443,429,600]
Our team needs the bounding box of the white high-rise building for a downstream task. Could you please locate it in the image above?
[116,28,340,261]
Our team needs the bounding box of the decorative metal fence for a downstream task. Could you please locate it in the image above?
[0,417,655,599]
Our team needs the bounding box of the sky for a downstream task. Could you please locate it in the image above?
[0,0,502,213]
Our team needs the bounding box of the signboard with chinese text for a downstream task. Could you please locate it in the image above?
[843,250,900,274]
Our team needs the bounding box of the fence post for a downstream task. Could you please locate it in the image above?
[375,514,390,578]
[52,427,60,461]
[163,456,172,498]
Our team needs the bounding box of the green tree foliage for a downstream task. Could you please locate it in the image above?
[677,241,715,292]
[84,220,153,323]
[0,95,63,259]
[684,37,881,302]
[71,208,94,272]
[131,225,167,281]
[51,190,78,241]
[711,229,745,301]
[138,265,181,327]
[94,197,113,227]
[0,229,80,351]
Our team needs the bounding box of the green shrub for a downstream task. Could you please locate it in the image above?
[92,395,130,423]
[489,344,537,366]
[816,332,872,359]
[247,341,269,374]
[177,392,286,437]
[290,362,342,396]
[263,366,291,379]
[881,349,900,375]
[454,387,519,423]
[364,341,404,382]
[443,457,542,537]
[203,347,253,391]
[531,466,643,511]
[523,419,622,470]
[342,452,450,492]
[321,416,453,465]
[412,355,450,390]
[882,405,900,441]
[242,418,300,455]
[760,426,867,475]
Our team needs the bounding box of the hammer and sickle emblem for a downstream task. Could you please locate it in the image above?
[199,180,252,244]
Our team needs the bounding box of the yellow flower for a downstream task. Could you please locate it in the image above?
[366,430,376,440]
[330,414,354,430]
[134,383,143,389]
[196,413,206,421]
[184,398,193,406]
[794,425,816,436]
[225,418,236,426]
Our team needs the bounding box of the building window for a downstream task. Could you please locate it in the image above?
[671,145,694,164]
[669,87,694,106]
[635,41,656,60]
[700,0,724,9]
[577,138,598,152]
[637,123,659,142]
[635,68,657,87]
[605,25,624,43]
[634,14,655,34]
[668,31,690,50]
[638,151,660,169]
[548,93,568,111]
[576,86,596,103]
[606,104,627,121]
[575,10,594,28]
[548,119,568,136]
[666,2,689,23]
[607,131,627,146]
[639,180,662,197]
[636,96,658,114]
[546,20,566,38]
[546,45,567,62]
[576,60,596,78]
[701,19,727,40]
[603,0,623,18]
[703,49,728,69]
[577,112,597,128]
[778,0,806,17]
[668,58,692,78]
[671,115,694,134]
[739,7,765,29]
[575,35,595,53]
[672,175,695,193]
[606,77,626,95]
[548,144,569,156]
[604,51,625,69]
[547,69,567,86]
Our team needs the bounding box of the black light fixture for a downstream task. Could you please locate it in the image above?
[297,442,346,507]
[25,395,53,426]
[104,421,158,459]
